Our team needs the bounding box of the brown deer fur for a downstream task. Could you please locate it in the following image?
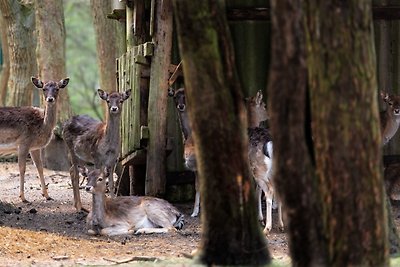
[81,167,184,236]
[0,77,69,202]
[63,89,131,212]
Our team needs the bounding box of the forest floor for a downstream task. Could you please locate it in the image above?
[0,161,291,267]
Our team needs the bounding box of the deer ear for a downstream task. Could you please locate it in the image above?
[59,78,70,89]
[31,77,43,88]
[381,91,390,102]
[78,165,88,177]
[122,89,131,101]
[97,89,108,101]
[256,90,263,105]
[168,88,175,97]
[103,167,110,178]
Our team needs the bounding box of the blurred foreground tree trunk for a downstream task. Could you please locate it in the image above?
[173,0,270,265]
[0,13,10,106]
[0,0,36,107]
[268,1,389,266]
[35,0,71,171]
[90,0,120,115]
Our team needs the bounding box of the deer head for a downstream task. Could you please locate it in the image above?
[98,89,131,114]
[381,91,400,118]
[31,77,70,104]
[79,166,109,194]
[245,90,268,128]
[168,88,186,112]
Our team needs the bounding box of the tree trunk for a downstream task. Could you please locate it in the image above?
[173,1,270,265]
[35,0,71,171]
[0,0,36,107]
[90,0,119,115]
[0,12,10,106]
[268,1,389,266]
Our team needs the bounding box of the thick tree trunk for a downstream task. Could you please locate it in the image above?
[173,1,270,265]
[0,0,36,107]
[35,0,71,171]
[270,1,388,266]
[267,1,323,266]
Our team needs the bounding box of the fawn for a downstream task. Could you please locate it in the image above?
[63,89,131,212]
[81,166,184,236]
[0,77,69,202]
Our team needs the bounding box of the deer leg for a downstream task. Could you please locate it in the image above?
[17,146,29,203]
[191,173,200,217]
[256,185,264,222]
[30,149,51,200]
[263,190,273,234]
[107,164,116,198]
[277,200,284,231]
[70,164,84,212]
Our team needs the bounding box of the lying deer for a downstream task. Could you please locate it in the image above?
[0,77,69,203]
[80,166,184,236]
[246,91,283,233]
[380,91,400,146]
[168,88,199,217]
[63,89,131,212]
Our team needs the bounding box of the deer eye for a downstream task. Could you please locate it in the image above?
[98,178,103,182]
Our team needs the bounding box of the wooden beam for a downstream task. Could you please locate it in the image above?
[226,6,400,21]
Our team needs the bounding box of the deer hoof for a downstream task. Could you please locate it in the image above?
[45,196,53,201]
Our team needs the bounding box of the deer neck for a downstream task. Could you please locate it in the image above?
[104,113,121,144]
[382,110,400,145]
[43,102,58,134]
[178,111,191,140]
[92,190,106,227]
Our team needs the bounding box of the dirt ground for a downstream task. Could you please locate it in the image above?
[0,161,290,266]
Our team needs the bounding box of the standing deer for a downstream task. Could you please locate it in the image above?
[81,166,184,236]
[246,90,283,233]
[380,91,400,146]
[63,89,131,212]
[0,77,69,203]
[168,88,199,217]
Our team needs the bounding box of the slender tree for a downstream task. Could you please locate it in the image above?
[90,0,120,114]
[35,0,71,170]
[173,0,270,265]
[268,1,389,266]
[0,12,10,106]
[0,0,36,107]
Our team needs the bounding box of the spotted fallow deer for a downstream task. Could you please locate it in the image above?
[81,166,184,236]
[168,88,199,217]
[380,91,400,146]
[0,77,69,203]
[246,90,283,233]
[63,89,131,212]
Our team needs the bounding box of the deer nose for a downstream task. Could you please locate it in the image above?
[177,104,185,111]
[110,106,119,113]
[395,109,400,115]
[46,97,55,102]
[85,186,93,192]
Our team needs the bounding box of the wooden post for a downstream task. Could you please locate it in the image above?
[145,0,173,196]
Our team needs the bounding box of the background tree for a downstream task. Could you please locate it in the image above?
[90,0,121,115]
[0,0,36,107]
[268,1,389,266]
[173,0,270,265]
[0,12,10,106]
[35,0,71,171]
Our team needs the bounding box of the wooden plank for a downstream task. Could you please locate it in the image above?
[145,0,173,196]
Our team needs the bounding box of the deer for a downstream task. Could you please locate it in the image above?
[380,91,400,146]
[0,77,69,203]
[246,90,283,233]
[63,89,131,212]
[80,166,184,236]
[168,88,199,217]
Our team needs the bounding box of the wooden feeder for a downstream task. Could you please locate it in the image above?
[107,0,126,21]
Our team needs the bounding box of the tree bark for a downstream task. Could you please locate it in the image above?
[0,12,10,106]
[173,0,270,265]
[0,0,36,107]
[268,1,389,266]
[90,0,119,115]
[35,0,71,171]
